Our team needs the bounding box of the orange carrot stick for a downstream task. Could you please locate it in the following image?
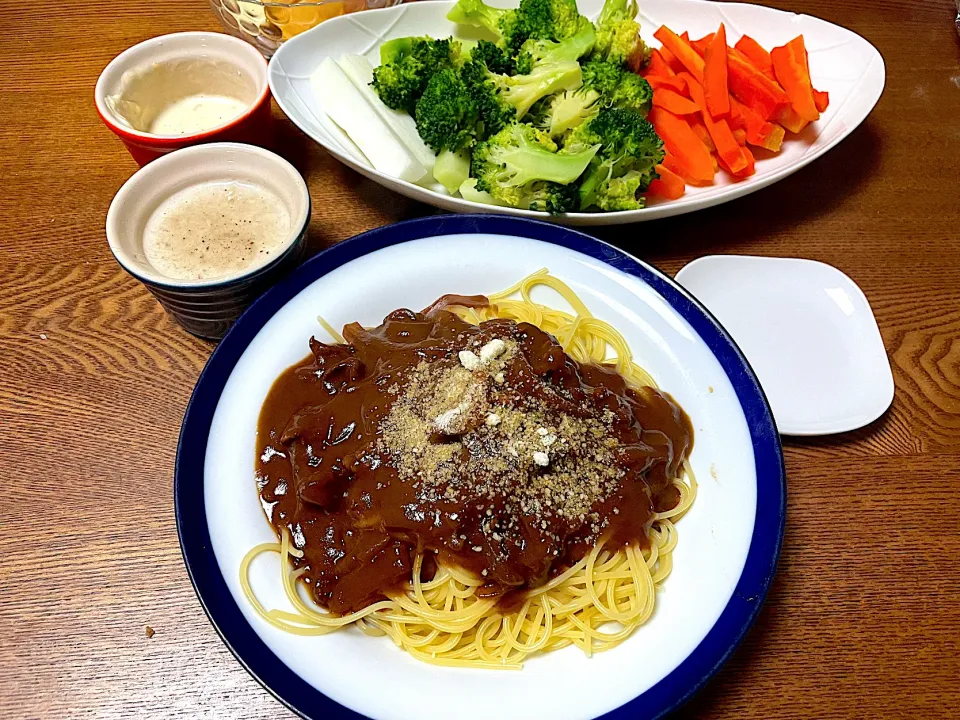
[796,40,828,117]
[662,153,705,186]
[717,144,756,178]
[646,75,688,94]
[654,26,705,83]
[738,145,756,176]
[649,107,716,184]
[732,127,747,146]
[760,123,786,152]
[645,49,676,77]
[734,36,776,80]
[813,89,830,113]
[647,163,686,199]
[727,48,790,120]
[657,45,687,74]
[688,117,715,152]
[691,33,714,57]
[776,105,809,134]
[703,24,730,118]
[729,97,785,151]
[660,154,687,180]
[652,88,700,115]
[725,106,746,131]
[679,71,747,173]
[771,36,819,122]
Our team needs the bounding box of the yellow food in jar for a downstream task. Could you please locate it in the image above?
[264,0,346,39]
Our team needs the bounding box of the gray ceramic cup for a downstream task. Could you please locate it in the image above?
[106,142,310,339]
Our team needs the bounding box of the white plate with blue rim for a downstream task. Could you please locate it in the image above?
[267,0,884,225]
[176,215,786,719]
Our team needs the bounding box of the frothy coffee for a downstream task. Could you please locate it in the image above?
[143,181,291,282]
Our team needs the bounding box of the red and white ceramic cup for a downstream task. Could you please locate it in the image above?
[95,32,272,166]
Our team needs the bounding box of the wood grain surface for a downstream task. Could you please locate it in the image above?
[2,0,959,718]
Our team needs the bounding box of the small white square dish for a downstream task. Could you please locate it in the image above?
[675,255,894,436]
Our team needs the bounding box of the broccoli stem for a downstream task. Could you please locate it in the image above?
[499,61,583,118]
[598,0,633,26]
[577,161,608,210]
[545,88,601,137]
[434,148,472,194]
[497,141,599,186]
[447,0,509,39]
[379,37,415,65]
[520,22,596,68]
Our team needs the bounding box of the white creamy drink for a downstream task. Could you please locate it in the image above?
[104,57,259,137]
[149,94,250,135]
[143,181,291,282]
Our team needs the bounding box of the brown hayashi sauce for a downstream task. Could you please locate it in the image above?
[256,298,693,615]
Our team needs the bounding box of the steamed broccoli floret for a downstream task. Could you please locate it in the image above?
[471,123,599,210]
[414,67,481,152]
[371,61,425,114]
[533,55,651,140]
[446,0,520,46]
[581,56,652,115]
[378,36,455,66]
[525,180,582,213]
[469,39,517,75]
[414,47,528,152]
[534,87,602,137]
[493,60,583,118]
[459,56,519,138]
[459,51,583,132]
[514,0,592,47]
[448,0,590,55]
[599,172,649,211]
[563,106,663,211]
[515,19,595,73]
[372,37,461,113]
[592,0,646,65]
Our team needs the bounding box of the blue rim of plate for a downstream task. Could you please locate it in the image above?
[175,214,786,720]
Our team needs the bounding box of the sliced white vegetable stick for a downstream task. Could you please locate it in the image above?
[336,54,436,174]
[313,107,369,167]
[310,57,426,184]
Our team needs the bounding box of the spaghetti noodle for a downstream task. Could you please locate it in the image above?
[241,269,696,668]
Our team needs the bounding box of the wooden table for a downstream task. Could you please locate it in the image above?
[3,0,959,717]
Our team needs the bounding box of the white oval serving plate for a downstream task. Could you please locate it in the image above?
[268,0,885,225]
[176,216,786,720]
